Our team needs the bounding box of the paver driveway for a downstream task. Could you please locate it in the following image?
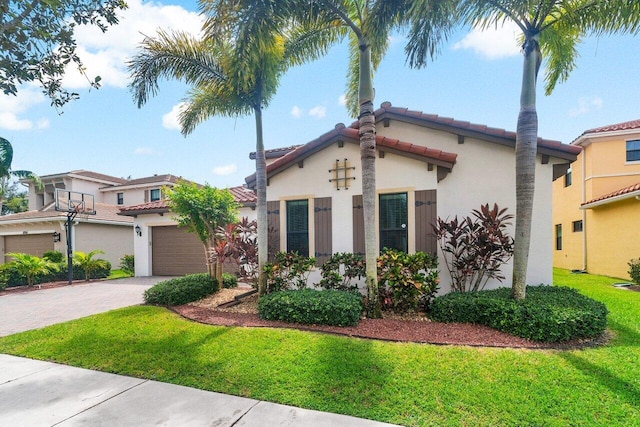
[0,277,167,337]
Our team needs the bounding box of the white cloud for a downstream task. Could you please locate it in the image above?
[0,89,47,131]
[569,97,603,118]
[453,21,521,59]
[162,102,187,131]
[36,119,50,129]
[134,147,163,156]
[308,105,326,119]
[212,164,237,176]
[291,105,303,118]
[63,0,204,89]
[338,95,347,106]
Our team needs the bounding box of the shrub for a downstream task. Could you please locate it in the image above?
[429,286,608,342]
[0,258,111,288]
[120,255,135,275]
[222,272,238,288]
[5,253,59,287]
[43,250,65,263]
[263,251,315,293]
[144,273,219,306]
[258,289,362,326]
[318,252,365,291]
[377,249,439,313]
[628,258,640,285]
[434,203,514,292]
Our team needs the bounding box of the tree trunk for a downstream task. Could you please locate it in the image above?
[255,106,268,296]
[358,41,381,318]
[512,37,540,300]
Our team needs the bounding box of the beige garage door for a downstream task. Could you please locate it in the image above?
[151,226,207,276]
[4,234,54,262]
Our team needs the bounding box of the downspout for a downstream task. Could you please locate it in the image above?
[581,150,587,271]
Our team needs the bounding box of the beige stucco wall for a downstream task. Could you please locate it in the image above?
[0,222,64,263]
[74,222,133,267]
[266,121,560,292]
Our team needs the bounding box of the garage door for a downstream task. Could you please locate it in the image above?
[151,226,207,276]
[4,234,54,262]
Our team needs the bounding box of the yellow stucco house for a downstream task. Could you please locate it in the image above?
[552,119,640,280]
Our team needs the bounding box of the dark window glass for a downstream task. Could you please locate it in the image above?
[117,192,124,205]
[286,200,309,256]
[379,193,408,252]
[150,189,161,202]
[565,168,572,187]
[572,220,583,232]
[627,140,640,162]
[555,224,563,250]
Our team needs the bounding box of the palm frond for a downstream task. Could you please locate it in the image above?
[0,137,14,176]
[540,19,581,95]
[405,0,458,68]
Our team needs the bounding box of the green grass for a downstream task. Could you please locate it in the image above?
[107,269,133,279]
[1,269,639,426]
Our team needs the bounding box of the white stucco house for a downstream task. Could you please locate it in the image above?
[118,186,257,276]
[1,171,185,266]
[244,102,580,292]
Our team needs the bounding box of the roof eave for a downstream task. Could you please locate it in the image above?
[580,191,640,210]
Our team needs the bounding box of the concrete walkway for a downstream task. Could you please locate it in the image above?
[0,277,163,337]
[0,354,398,426]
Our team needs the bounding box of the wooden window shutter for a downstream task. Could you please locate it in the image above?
[352,195,364,256]
[314,197,332,265]
[267,201,280,262]
[144,190,149,203]
[415,190,437,256]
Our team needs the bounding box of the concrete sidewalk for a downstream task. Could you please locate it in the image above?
[0,354,399,426]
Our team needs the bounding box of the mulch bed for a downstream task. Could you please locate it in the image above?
[171,303,609,350]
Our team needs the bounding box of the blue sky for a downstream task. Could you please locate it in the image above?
[2,0,639,188]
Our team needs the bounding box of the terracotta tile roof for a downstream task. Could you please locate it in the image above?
[582,119,640,135]
[581,182,640,208]
[249,145,303,160]
[118,186,256,216]
[32,170,128,185]
[0,203,132,224]
[370,102,581,158]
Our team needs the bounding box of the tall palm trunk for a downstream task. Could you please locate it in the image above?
[512,36,540,300]
[358,41,381,318]
[254,104,268,295]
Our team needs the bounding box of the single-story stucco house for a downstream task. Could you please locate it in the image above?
[243,102,580,292]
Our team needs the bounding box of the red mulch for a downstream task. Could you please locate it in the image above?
[171,304,608,350]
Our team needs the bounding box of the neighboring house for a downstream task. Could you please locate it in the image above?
[1,171,184,267]
[245,102,580,292]
[552,119,640,280]
[119,186,257,276]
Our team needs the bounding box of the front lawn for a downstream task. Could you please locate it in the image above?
[1,269,639,426]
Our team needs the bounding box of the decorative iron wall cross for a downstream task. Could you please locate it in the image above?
[329,158,356,190]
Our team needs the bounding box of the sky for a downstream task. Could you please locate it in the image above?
[2,0,639,189]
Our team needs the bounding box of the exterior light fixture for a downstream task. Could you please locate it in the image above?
[53,232,61,242]
[135,225,142,236]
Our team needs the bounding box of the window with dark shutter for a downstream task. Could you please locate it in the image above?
[379,193,408,252]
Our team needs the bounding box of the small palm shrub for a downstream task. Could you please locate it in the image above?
[628,258,640,285]
[144,273,218,306]
[258,289,362,326]
[5,253,59,287]
[318,252,365,291]
[73,250,109,281]
[43,250,65,263]
[429,286,608,342]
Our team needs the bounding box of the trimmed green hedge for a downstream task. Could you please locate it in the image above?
[222,272,238,288]
[258,289,362,327]
[144,273,219,306]
[429,286,608,342]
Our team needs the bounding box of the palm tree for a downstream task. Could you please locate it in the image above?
[6,253,59,287]
[407,0,640,299]
[73,250,108,281]
[128,16,311,296]
[210,0,411,317]
[0,137,41,214]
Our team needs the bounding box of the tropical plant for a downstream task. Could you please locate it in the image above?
[433,203,514,293]
[5,253,59,287]
[628,258,640,285]
[218,218,258,283]
[213,0,414,317]
[119,254,135,275]
[73,250,109,281]
[128,17,315,297]
[163,181,239,279]
[407,0,640,299]
[318,252,365,291]
[263,251,316,293]
[0,0,126,108]
[0,137,41,214]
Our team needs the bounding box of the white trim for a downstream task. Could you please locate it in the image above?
[0,229,56,236]
[573,128,640,147]
[584,171,640,182]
